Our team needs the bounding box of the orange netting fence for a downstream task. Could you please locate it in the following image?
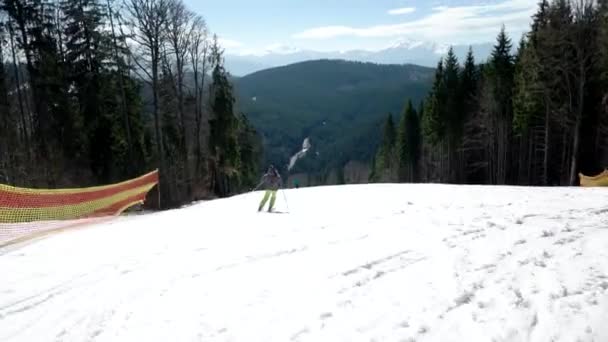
[0,170,159,247]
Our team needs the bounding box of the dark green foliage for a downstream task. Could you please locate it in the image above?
[4,0,608,210]
[0,0,263,209]
[444,47,462,131]
[422,59,446,144]
[390,0,608,187]
[489,26,515,121]
[235,60,433,176]
[371,113,397,182]
[397,100,421,182]
[209,36,240,197]
[237,113,263,190]
[461,47,478,116]
[513,39,542,134]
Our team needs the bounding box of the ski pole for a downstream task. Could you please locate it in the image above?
[252,181,264,192]
[281,189,290,213]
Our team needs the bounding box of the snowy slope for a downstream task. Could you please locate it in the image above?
[2,184,608,342]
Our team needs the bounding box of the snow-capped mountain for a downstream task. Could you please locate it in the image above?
[225,40,495,76]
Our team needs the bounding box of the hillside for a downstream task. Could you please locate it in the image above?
[3,184,608,341]
[225,41,494,76]
[233,60,434,178]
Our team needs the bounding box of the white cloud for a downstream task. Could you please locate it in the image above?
[231,43,302,57]
[218,38,243,49]
[264,43,301,55]
[294,0,536,45]
[388,7,416,15]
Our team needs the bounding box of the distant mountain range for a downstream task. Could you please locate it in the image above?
[225,40,494,76]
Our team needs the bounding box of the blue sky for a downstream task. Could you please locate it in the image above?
[183,0,537,55]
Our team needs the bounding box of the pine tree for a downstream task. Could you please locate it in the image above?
[444,47,461,130]
[598,0,608,167]
[5,0,78,184]
[397,100,421,182]
[397,102,410,182]
[443,46,462,182]
[531,0,550,47]
[487,26,515,184]
[62,0,115,181]
[0,20,16,182]
[208,35,239,197]
[513,39,543,135]
[461,47,477,115]
[423,59,446,145]
[567,0,599,185]
[372,113,397,182]
[237,113,262,190]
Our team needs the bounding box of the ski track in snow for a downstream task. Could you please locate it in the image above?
[1,184,608,341]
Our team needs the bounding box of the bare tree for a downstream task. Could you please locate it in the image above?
[107,0,134,176]
[165,0,193,195]
[7,18,29,157]
[125,0,170,206]
[188,14,208,179]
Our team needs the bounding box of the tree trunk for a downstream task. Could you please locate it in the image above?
[561,129,569,185]
[152,50,166,208]
[543,100,550,185]
[569,61,586,186]
[176,57,191,199]
[8,21,30,159]
[570,114,582,185]
[528,130,534,185]
[193,64,202,178]
[107,0,134,176]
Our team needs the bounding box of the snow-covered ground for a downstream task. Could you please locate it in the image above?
[2,184,608,342]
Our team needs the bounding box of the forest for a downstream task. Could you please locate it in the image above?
[372,0,608,187]
[234,60,434,178]
[0,0,262,208]
[1,0,606,213]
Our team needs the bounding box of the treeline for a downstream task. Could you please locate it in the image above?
[372,0,608,186]
[0,0,262,208]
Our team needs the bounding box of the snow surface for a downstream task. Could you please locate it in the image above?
[2,184,608,342]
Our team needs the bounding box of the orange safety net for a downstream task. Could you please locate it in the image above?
[0,170,158,247]
[579,169,608,187]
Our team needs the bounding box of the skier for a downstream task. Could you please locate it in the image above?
[256,165,283,212]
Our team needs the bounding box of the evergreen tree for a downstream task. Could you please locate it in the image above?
[237,113,262,190]
[397,100,421,182]
[0,20,16,182]
[406,102,422,182]
[372,113,397,182]
[443,46,462,182]
[531,0,549,47]
[208,35,239,197]
[62,0,114,180]
[444,47,461,130]
[397,102,410,182]
[422,59,446,145]
[513,39,543,135]
[598,0,608,168]
[490,26,515,109]
[460,47,478,115]
[487,26,515,184]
